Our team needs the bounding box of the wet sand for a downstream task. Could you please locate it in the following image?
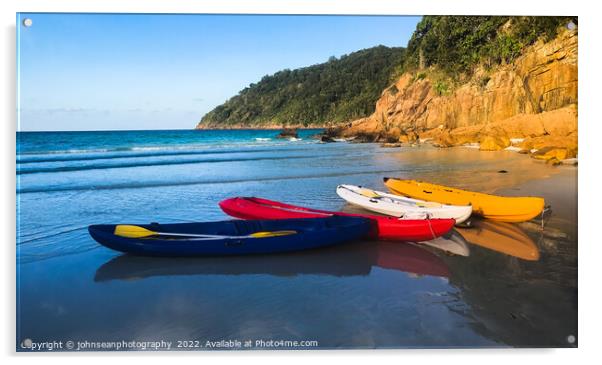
[347,146,578,347]
[419,149,578,347]
[17,140,578,349]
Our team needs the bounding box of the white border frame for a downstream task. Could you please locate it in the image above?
[3,0,599,363]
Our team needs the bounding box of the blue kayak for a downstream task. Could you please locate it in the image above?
[88,216,371,256]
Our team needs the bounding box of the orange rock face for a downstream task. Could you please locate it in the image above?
[340,28,578,156]
[479,135,511,151]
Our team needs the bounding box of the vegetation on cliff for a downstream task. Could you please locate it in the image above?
[198,46,405,128]
[403,16,576,77]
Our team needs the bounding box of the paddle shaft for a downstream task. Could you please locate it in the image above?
[113,225,296,240]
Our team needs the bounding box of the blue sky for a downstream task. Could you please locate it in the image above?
[17,13,420,131]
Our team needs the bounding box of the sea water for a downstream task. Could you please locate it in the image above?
[16,129,577,349]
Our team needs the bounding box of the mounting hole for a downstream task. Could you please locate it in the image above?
[23,18,33,27]
[21,338,32,348]
[567,334,576,344]
[567,21,576,30]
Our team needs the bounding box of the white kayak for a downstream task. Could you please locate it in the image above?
[336,184,472,224]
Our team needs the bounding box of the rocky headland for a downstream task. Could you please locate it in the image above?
[196,17,578,165]
[325,28,577,164]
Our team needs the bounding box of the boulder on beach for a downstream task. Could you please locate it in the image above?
[479,135,510,151]
[276,128,299,139]
[531,147,577,163]
[520,134,578,152]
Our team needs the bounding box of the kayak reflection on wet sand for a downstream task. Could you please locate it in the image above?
[91,216,572,347]
[419,229,470,257]
[457,219,539,261]
[94,241,450,282]
[439,218,575,348]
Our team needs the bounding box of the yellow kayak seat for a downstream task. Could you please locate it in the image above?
[358,188,381,198]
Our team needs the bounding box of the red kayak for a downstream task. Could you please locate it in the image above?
[219,197,455,242]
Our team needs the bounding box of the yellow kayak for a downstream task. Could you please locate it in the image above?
[383,178,545,223]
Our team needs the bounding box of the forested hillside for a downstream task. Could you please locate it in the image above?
[197,46,405,128]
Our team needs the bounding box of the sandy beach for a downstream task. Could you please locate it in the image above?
[16,129,578,348]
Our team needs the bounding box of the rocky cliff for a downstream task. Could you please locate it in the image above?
[333,28,578,163]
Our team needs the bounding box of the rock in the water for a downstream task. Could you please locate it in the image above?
[276,128,299,139]
[320,135,336,143]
